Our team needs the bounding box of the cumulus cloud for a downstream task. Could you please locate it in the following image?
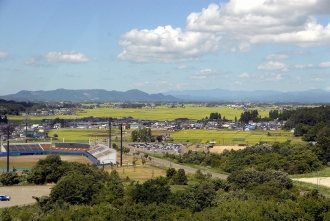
[178,65,187,69]
[118,0,330,63]
[0,51,9,59]
[265,53,289,60]
[118,26,221,63]
[25,57,40,66]
[189,69,219,80]
[132,81,189,90]
[257,61,289,71]
[294,64,314,69]
[252,73,283,82]
[45,51,92,63]
[187,1,330,47]
[319,61,330,68]
[238,72,250,78]
[313,77,325,82]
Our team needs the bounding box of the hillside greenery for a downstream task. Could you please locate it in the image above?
[1,156,330,220]
[163,141,323,174]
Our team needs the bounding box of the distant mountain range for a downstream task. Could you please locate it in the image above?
[1,88,330,103]
[0,89,180,102]
[164,89,330,103]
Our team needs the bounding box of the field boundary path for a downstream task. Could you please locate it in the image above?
[149,156,228,180]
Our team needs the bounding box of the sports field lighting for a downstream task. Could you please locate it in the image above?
[108,118,112,149]
[23,116,30,143]
[120,123,123,167]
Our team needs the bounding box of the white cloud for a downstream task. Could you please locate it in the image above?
[187,1,330,47]
[294,64,314,69]
[312,77,325,82]
[252,73,283,82]
[118,0,330,62]
[294,76,301,82]
[265,53,289,60]
[45,51,92,63]
[238,72,250,78]
[118,26,221,63]
[190,69,219,80]
[25,57,40,66]
[0,51,9,59]
[319,61,330,68]
[257,61,288,71]
[132,81,189,90]
[178,65,187,69]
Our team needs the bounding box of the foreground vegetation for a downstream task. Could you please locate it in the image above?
[2,155,330,220]
[163,141,322,175]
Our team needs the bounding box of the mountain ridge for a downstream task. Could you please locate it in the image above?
[1,88,330,103]
[0,89,180,102]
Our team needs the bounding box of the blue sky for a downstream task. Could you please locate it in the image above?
[1,0,330,95]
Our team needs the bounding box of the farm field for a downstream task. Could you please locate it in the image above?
[7,106,274,122]
[170,129,296,145]
[46,127,298,146]
[48,128,129,143]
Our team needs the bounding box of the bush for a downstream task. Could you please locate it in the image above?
[0,172,19,186]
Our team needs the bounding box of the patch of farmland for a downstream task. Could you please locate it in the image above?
[209,145,247,153]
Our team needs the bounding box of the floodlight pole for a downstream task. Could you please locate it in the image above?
[120,123,123,167]
[108,118,112,149]
[6,125,10,172]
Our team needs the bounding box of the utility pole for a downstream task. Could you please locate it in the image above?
[120,123,123,167]
[25,122,28,143]
[6,125,10,172]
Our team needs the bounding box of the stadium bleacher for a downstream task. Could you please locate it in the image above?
[3,144,44,152]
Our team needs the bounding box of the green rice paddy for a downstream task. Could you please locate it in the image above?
[8,106,274,122]
[170,129,294,145]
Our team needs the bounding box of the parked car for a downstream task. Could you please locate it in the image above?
[0,195,10,201]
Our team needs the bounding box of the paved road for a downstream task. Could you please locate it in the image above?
[149,156,228,180]
[0,186,52,208]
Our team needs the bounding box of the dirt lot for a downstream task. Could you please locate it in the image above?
[293,177,330,188]
[0,185,52,208]
[209,145,246,153]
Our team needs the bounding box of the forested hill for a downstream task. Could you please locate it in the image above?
[0,99,36,115]
[0,89,180,102]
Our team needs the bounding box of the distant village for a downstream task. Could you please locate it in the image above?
[0,102,297,141]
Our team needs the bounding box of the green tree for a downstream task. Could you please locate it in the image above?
[0,172,19,185]
[176,169,188,185]
[166,168,177,179]
[50,173,100,205]
[130,176,171,205]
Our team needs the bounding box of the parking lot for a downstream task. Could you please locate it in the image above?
[0,186,52,208]
[129,143,184,154]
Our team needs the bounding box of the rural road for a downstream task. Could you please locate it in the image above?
[149,156,228,180]
[127,145,229,180]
